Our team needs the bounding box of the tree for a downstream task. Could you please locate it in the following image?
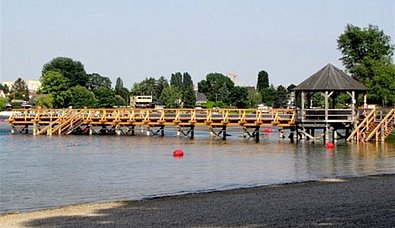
[115,77,124,94]
[0,83,10,94]
[114,77,129,104]
[160,86,181,108]
[182,72,196,107]
[42,57,88,87]
[68,85,96,108]
[198,73,235,106]
[0,97,8,110]
[273,85,288,108]
[363,60,395,106]
[230,86,248,108]
[337,24,395,106]
[87,73,112,90]
[34,94,54,108]
[261,85,276,106]
[156,76,169,99]
[247,90,262,108]
[130,77,160,99]
[40,70,70,108]
[9,78,29,101]
[337,24,394,73]
[287,84,296,93]
[256,70,269,91]
[93,87,118,108]
[170,72,183,88]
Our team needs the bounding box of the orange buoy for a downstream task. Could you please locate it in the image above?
[173,149,184,157]
[262,128,272,133]
[325,142,335,148]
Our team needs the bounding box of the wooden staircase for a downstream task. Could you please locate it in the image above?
[347,108,395,142]
[35,109,85,135]
[365,108,395,142]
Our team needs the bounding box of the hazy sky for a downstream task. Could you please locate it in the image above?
[1,0,394,88]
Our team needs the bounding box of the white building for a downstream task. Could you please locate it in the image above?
[3,80,41,92]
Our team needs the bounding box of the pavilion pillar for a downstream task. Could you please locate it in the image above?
[324,91,329,122]
[351,91,356,126]
[301,91,305,122]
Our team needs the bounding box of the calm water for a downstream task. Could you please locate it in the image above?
[1,122,395,213]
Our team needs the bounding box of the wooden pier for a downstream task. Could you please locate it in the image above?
[7,108,296,142]
[7,107,395,142]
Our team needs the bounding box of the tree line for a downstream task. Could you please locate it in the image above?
[1,23,394,110]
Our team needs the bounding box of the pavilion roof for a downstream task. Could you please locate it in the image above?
[293,63,368,92]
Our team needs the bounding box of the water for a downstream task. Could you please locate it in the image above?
[1,122,395,213]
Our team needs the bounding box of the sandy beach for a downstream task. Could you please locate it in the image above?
[1,174,394,227]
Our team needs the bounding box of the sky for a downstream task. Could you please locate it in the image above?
[1,0,394,88]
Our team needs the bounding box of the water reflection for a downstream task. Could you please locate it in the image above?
[0,122,394,213]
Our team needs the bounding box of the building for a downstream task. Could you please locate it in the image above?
[130,95,153,108]
[3,80,41,99]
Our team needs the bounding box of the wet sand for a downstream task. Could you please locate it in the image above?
[1,174,394,227]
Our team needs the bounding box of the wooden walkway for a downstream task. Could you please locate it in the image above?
[7,108,296,141]
[7,107,395,142]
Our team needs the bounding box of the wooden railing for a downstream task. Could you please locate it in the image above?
[8,108,296,131]
[346,108,377,142]
[365,108,395,142]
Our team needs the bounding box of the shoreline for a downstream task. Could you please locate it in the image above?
[1,174,394,227]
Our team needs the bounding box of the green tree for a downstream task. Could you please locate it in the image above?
[198,73,235,106]
[9,78,29,101]
[87,73,112,90]
[230,86,248,108]
[160,86,181,108]
[42,57,88,87]
[34,94,54,108]
[337,24,393,73]
[261,85,276,106]
[115,77,129,104]
[40,70,70,108]
[93,87,118,108]
[247,90,262,108]
[273,85,288,108]
[0,83,10,94]
[287,84,296,93]
[170,72,183,88]
[256,70,269,91]
[337,24,395,106]
[0,97,9,110]
[156,76,169,99]
[130,77,160,99]
[68,85,96,108]
[363,60,395,106]
[182,72,196,107]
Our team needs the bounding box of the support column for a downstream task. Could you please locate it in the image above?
[254,126,260,142]
[222,126,227,140]
[115,125,121,136]
[33,123,37,136]
[160,125,164,137]
[324,91,329,123]
[190,125,195,139]
[301,91,305,122]
[131,125,135,136]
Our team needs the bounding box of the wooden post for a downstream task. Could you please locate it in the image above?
[33,122,37,136]
[222,126,227,140]
[301,91,305,122]
[324,91,329,123]
[160,125,164,137]
[254,126,260,142]
[190,125,195,139]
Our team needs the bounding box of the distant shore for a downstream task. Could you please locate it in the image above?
[1,174,394,227]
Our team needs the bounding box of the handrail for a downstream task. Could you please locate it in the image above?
[365,108,395,141]
[346,108,376,141]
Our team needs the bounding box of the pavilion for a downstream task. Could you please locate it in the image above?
[293,63,368,141]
